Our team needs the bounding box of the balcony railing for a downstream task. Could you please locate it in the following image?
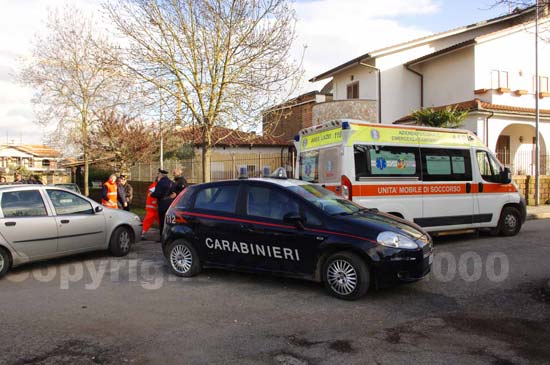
[496,149,550,175]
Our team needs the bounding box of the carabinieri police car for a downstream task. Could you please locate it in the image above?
[162,171,433,300]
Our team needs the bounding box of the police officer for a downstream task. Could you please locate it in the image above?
[150,168,174,238]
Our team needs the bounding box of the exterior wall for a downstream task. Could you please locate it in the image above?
[262,93,327,141]
[420,47,476,107]
[312,99,378,125]
[332,68,378,100]
[513,175,550,205]
[474,23,550,109]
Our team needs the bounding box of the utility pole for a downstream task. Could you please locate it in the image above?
[535,0,540,206]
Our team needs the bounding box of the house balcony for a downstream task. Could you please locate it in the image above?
[312,99,378,125]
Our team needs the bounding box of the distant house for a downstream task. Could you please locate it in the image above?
[0,144,65,183]
[308,5,550,175]
[262,89,333,141]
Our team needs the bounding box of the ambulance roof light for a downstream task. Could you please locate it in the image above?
[342,121,350,130]
[261,166,271,177]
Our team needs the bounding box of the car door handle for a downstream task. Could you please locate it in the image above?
[240,223,255,232]
[478,182,484,193]
[4,221,16,227]
[466,182,471,193]
[60,219,70,224]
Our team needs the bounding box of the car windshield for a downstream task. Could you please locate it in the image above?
[287,184,364,215]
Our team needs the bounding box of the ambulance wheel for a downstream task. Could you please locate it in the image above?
[0,247,10,279]
[322,252,370,300]
[167,240,201,277]
[498,207,522,236]
[109,226,133,257]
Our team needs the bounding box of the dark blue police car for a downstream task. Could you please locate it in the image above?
[162,177,433,300]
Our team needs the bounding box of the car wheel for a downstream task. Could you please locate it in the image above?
[167,240,201,277]
[109,226,133,257]
[498,207,522,236]
[322,252,369,300]
[0,247,10,279]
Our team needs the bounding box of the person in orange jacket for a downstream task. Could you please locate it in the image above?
[101,174,119,209]
[141,178,160,239]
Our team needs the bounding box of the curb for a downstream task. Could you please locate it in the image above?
[527,212,550,220]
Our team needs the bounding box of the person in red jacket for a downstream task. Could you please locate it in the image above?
[141,178,159,240]
[101,175,118,209]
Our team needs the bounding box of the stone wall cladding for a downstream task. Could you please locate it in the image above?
[513,176,550,205]
[312,100,378,125]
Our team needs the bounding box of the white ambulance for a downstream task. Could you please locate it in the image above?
[294,119,526,236]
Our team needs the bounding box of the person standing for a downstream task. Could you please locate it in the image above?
[170,168,188,199]
[141,178,159,240]
[119,175,133,211]
[101,174,119,209]
[13,172,26,184]
[116,177,128,210]
[150,168,174,238]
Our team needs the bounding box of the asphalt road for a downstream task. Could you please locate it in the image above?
[1,220,549,365]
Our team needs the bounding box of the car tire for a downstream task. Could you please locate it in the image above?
[0,247,10,279]
[167,240,201,277]
[498,207,522,236]
[109,226,133,257]
[322,251,370,300]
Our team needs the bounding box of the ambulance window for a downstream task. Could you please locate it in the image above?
[318,147,341,183]
[354,145,419,178]
[194,185,239,214]
[421,148,472,181]
[476,150,502,183]
[300,151,319,183]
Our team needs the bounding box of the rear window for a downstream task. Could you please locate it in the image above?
[193,185,239,214]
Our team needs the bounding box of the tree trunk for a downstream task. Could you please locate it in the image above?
[83,151,89,197]
[202,145,211,183]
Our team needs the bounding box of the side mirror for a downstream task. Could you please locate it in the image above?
[500,167,512,184]
[95,206,104,213]
[283,212,304,228]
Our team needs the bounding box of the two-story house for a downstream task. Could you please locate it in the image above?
[309,5,550,176]
[0,144,64,182]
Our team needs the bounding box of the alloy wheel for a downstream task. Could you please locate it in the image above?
[119,230,131,252]
[327,259,358,296]
[170,244,193,274]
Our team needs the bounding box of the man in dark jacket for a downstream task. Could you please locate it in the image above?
[150,168,174,237]
[170,168,188,198]
[119,175,133,211]
[116,177,128,210]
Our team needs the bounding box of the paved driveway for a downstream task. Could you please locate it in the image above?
[1,220,549,364]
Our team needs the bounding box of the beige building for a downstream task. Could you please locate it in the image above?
[0,144,65,183]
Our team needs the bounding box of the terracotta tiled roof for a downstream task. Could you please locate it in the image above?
[394,99,550,124]
[177,126,292,146]
[0,144,60,157]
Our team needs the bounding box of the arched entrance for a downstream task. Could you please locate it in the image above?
[495,124,547,175]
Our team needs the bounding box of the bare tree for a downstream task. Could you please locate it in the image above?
[90,111,159,172]
[105,0,303,182]
[20,6,137,196]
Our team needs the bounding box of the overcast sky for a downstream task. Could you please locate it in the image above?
[0,0,510,145]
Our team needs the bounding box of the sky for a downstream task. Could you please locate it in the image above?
[0,0,513,145]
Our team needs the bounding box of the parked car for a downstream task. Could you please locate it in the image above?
[162,176,433,300]
[0,185,142,279]
[51,183,81,194]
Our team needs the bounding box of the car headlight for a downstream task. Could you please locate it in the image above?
[377,231,418,249]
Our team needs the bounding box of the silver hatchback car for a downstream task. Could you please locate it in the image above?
[0,185,142,278]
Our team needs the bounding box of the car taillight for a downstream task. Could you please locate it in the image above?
[341,175,352,201]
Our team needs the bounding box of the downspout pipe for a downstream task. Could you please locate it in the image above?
[485,110,494,147]
[405,65,424,108]
[359,62,382,123]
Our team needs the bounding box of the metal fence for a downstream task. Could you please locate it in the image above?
[130,152,295,183]
[496,150,549,175]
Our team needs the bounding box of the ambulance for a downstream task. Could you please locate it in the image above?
[294,119,526,236]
